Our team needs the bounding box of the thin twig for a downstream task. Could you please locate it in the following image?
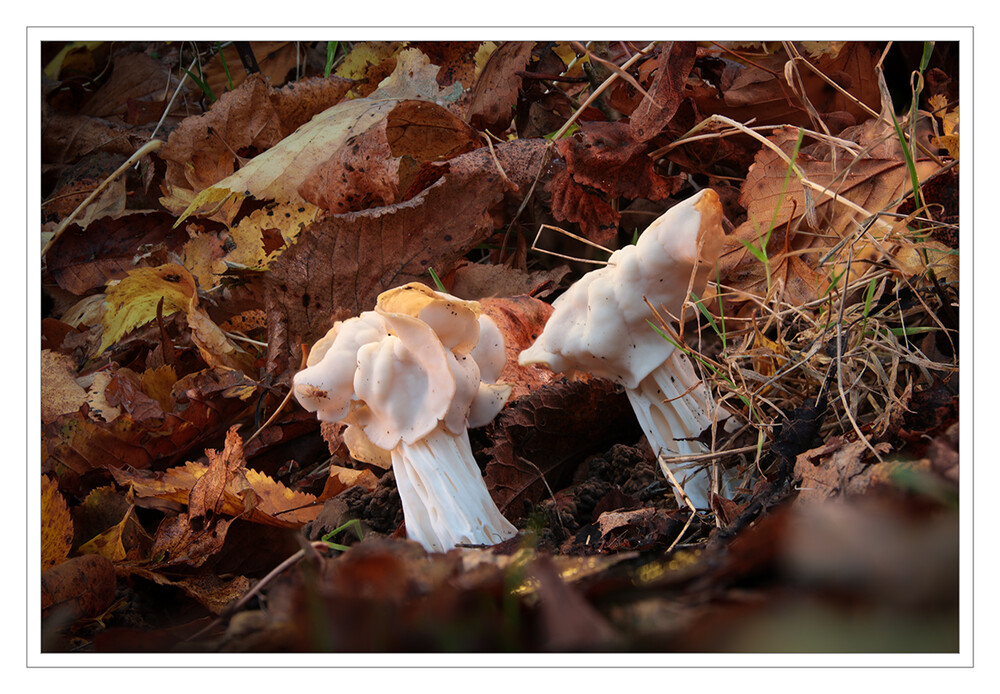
[42,139,163,260]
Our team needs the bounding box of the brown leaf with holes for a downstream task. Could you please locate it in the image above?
[549,120,684,245]
[484,378,641,521]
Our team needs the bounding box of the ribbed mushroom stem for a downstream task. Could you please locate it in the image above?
[391,426,517,553]
[624,350,734,509]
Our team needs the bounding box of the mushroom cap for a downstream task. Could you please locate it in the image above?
[293,283,511,455]
[519,188,725,389]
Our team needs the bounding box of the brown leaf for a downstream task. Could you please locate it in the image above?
[793,436,893,503]
[81,51,182,120]
[45,366,259,479]
[113,456,320,529]
[189,426,258,523]
[41,554,117,622]
[41,475,74,571]
[719,125,940,308]
[628,41,697,142]
[446,260,569,301]
[479,296,558,401]
[148,512,233,569]
[297,118,399,214]
[484,378,642,521]
[41,350,87,424]
[159,74,289,198]
[466,41,535,135]
[386,100,480,161]
[549,120,684,244]
[44,212,191,296]
[693,42,882,128]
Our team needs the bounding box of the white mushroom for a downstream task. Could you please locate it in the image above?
[519,189,734,509]
[293,283,516,552]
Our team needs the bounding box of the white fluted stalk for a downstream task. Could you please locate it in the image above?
[391,425,516,553]
[625,350,734,509]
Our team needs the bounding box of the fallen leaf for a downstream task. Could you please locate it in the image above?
[793,436,894,503]
[44,212,190,296]
[45,366,259,479]
[99,263,197,354]
[41,475,73,571]
[479,296,558,401]
[466,41,535,135]
[112,440,321,530]
[719,125,940,308]
[484,378,642,521]
[175,49,463,225]
[41,350,87,424]
[318,464,380,501]
[628,41,697,142]
[189,426,259,523]
[549,120,684,246]
[41,554,117,622]
[446,260,569,301]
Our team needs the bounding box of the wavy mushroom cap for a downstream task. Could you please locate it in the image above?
[294,283,511,455]
[518,189,725,389]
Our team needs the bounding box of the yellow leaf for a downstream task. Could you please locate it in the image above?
[335,41,405,81]
[223,201,318,270]
[78,508,132,563]
[140,364,178,412]
[99,263,197,354]
[41,475,73,571]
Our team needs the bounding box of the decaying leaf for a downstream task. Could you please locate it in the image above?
[549,120,684,246]
[446,260,568,301]
[479,296,558,401]
[466,41,535,135]
[485,378,642,521]
[45,366,259,479]
[41,350,87,424]
[175,49,463,225]
[41,475,74,571]
[793,436,894,503]
[41,554,117,622]
[112,429,321,530]
[627,41,697,142]
[719,125,941,309]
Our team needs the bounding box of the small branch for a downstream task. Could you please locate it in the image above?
[42,139,163,261]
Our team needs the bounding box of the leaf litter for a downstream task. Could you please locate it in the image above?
[38,39,961,655]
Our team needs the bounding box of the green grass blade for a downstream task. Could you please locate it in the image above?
[324,41,339,78]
